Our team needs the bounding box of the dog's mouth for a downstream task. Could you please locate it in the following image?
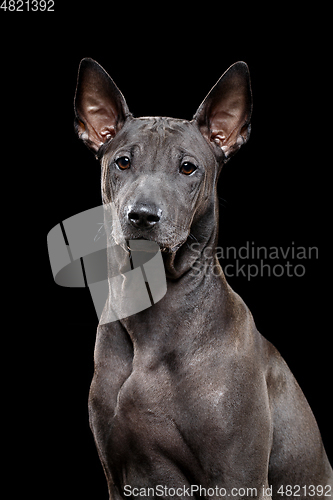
[116,218,190,255]
[121,232,193,279]
[127,238,184,254]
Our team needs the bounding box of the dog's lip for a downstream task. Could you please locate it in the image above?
[125,237,154,251]
[126,237,183,254]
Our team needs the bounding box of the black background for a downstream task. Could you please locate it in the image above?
[3,4,330,499]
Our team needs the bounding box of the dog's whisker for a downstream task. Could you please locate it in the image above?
[94,222,106,241]
[218,196,228,208]
[188,233,198,242]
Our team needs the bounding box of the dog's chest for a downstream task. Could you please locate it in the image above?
[111,366,187,450]
[105,367,189,481]
[106,357,231,483]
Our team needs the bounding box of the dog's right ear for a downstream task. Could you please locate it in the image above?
[193,62,252,161]
[74,58,131,153]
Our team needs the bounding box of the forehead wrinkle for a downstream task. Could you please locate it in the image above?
[127,118,179,167]
[105,116,216,170]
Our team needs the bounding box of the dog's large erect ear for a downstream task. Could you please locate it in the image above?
[193,62,252,160]
[74,58,130,153]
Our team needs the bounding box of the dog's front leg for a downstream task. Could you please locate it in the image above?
[89,321,133,499]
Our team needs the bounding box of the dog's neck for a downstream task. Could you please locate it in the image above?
[162,202,219,280]
[119,231,231,351]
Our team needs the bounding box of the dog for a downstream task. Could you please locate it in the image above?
[74,58,332,500]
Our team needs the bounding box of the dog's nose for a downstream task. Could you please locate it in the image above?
[127,204,161,229]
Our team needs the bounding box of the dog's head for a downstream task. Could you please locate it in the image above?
[74,58,252,255]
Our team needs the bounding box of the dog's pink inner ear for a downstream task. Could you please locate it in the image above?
[74,58,130,153]
[100,127,116,140]
[211,131,226,147]
[209,103,249,151]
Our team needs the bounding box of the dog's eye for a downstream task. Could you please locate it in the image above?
[180,162,197,175]
[116,156,131,170]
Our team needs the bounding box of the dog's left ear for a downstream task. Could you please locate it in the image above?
[194,62,252,160]
[74,58,131,153]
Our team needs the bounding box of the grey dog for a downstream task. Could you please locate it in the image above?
[74,58,332,500]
